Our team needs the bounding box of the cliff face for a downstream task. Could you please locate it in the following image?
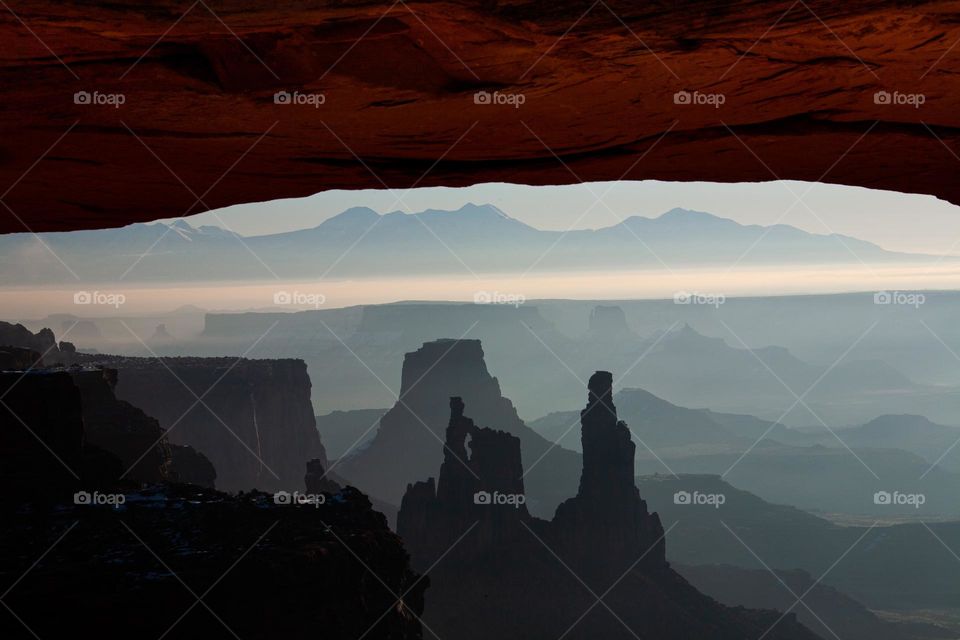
[336,339,579,515]
[396,379,819,640]
[69,368,216,487]
[3,1,960,232]
[101,356,325,493]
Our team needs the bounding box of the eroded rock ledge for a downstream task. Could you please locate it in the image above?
[2,0,960,232]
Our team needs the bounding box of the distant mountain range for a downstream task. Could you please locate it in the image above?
[0,204,940,284]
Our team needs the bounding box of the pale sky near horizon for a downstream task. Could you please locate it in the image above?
[171,180,960,256]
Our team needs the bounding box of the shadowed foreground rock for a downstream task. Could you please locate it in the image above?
[0,485,425,640]
[397,373,819,639]
[0,361,424,639]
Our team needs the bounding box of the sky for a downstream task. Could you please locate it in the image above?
[172,180,960,256]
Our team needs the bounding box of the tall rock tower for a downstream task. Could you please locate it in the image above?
[552,371,666,577]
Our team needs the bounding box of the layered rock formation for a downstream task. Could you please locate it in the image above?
[70,367,217,487]
[336,339,580,517]
[92,355,325,493]
[3,1,960,232]
[396,378,818,639]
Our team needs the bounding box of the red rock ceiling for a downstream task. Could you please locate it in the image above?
[1,0,959,232]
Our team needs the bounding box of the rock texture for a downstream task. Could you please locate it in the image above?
[336,338,580,516]
[396,379,819,640]
[93,355,326,493]
[3,1,960,232]
[69,367,217,487]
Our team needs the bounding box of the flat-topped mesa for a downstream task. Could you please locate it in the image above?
[338,338,537,507]
[554,370,665,575]
[398,339,501,406]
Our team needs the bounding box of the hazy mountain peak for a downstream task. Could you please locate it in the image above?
[322,206,380,225]
[656,207,725,223]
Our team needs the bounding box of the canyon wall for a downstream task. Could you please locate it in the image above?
[102,356,325,493]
